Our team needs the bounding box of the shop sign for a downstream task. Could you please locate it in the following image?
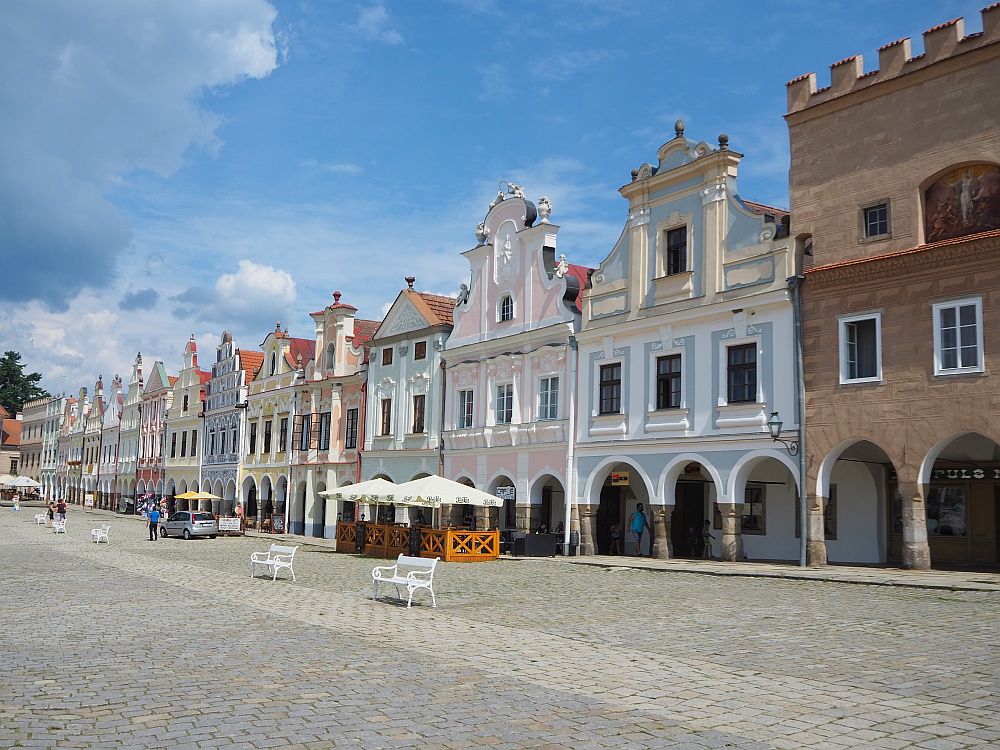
[611,470,630,486]
[218,517,241,532]
[495,486,515,501]
[931,466,1000,481]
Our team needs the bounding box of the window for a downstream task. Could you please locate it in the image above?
[741,484,765,534]
[298,414,312,450]
[412,394,426,433]
[221,430,227,455]
[495,384,513,424]
[665,226,687,275]
[326,343,335,370]
[231,429,237,453]
[458,390,474,429]
[599,363,622,415]
[925,486,966,537]
[190,430,197,456]
[319,413,331,450]
[180,431,187,457]
[655,355,682,409]
[382,348,393,366]
[9,459,16,473]
[933,298,983,374]
[263,420,272,453]
[414,341,427,360]
[182,394,189,412]
[380,398,392,436]
[499,295,514,322]
[726,343,757,403]
[839,313,882,383]
[862,202,889,238]
[209,431,216,456]
[539,377,559,420]
[344,408,358,449]
[269,352,277,376]
[279,418,288,451]
[170,432,177,458]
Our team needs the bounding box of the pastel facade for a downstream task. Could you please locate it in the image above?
[55,397,76,502]
[41,395,66,500]
[203,333,261,516]
[241,324,313,528]
[164,337,210,512]
[66,389,89,504]
[576,125,798,559]
[97,376,123,509]
[290,292,378,536]
[443,187,586,531]
[115,354,143,509]
[0,407,20,477]
[788,8,1000,568]
[361,279,453,524]
[137,362,174,501]
[18,397,49,484]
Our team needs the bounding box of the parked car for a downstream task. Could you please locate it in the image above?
[160,511,218,540]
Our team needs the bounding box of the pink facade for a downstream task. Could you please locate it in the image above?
[137,361,174,499]
[443,187,587,531]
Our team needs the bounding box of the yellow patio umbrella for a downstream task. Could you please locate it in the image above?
[174,491,199,500]
[185,491,222,501]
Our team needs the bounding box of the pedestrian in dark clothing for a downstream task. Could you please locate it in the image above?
[148,507,161,541]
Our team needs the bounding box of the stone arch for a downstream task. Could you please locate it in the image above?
[241,475,258,523]
[313,480,327,536]
[583,456,656,508]
[487,472,518,530]
[727,449,801,505]
[659,453,726,505]
[918,430,1000,487]
[529,472,566,533]
[291,480,307,535]
[224,479,237,516]
[584,457,655,556]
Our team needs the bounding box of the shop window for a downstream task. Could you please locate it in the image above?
[933,298,983,375]
[458,389,474,428]
[839,313,882,383]
[412,394,426,434]
[726,343,757,403]
[655,354,682,409]
[925,486,967,537]
[539,376,559,420]
[741,484,765,534]
[599,363,622,414]
[495,384,513,424]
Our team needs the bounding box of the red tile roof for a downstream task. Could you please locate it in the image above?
[283,337,315,370]
[805,228,1000,275]
[167,376,178,386]
[198,370,212,384]
[566,263,593,312]
[741,199,789,221]
[238,350,264,381]
[2,419,21,447]
[349,319,383,362]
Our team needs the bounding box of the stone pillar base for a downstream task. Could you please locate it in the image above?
[650,506,672,559]
[578,504,597,556]
[719,504,743,562]
[807,494,828,566]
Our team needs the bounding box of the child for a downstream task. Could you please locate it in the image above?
[702,520,715,559]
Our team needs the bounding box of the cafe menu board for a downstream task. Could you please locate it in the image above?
[84,494,95,507]
[218,517,242,532]
[271,514,285,533]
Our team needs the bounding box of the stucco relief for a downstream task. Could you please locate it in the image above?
[494,219,518,286]
[455,369,476,388]
[408,372,430,395]
[388,301,425,334]
[534,351,565,374]
[724,257,775,289]
[376,377,395,398]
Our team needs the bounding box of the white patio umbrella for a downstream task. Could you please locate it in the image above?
[9,476,42,489]
[0,474,15,487]
[320,477,401,504]
[393,475,504,508]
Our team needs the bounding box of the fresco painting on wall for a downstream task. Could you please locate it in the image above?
[924,164,1000,243]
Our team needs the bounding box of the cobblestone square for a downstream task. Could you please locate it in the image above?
[2,510,998,749]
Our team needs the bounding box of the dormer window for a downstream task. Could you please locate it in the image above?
[499,295,514,322]
[269,352,277,376]
[665,226,687,275]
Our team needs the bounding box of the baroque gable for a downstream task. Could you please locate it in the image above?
[382,296,430,338]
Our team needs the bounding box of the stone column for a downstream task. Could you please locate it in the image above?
[578,504,597,555]
[650,505,672,559]
[899,481,931,570]
[718,503,743,562]
[807,494,828,566]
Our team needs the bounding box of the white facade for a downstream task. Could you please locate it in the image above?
[115,354,143,509]
[41,395,66,500]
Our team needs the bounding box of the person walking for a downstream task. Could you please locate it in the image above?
[629,503,650,556]
[56,499,67,522]
[148,505,161,541]
[47,501,55,528]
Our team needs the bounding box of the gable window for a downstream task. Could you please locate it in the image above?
[182,394,189,412]
[190,430,197,456]
[839,313,882,383]
[414,341,427,360]
[344,408,358,449]
[279,417,288,451]
[412,394,426,433]
[180,431,187,457]
[726,343,757,403]
[269,352,277,376]
[380,398,393,436]
[382,348,393,366]
[326,343,336,371]
[539,376,559,420]
[599,363,622,415]
[665,226,687,276]
[933,297,983,375]
[319,413,331,450]
[862,201,890,239]
[499,295,514,322]
[656,354,682,409]
[263,420,272,454]
[458,389,474,429]
[495,383,514,424]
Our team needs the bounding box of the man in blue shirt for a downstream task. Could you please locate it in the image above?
[629,502,650,556]
[148,506,161,541]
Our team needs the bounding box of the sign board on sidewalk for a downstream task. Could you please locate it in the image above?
[218,517,242,532]
[84,493,94,508]
[271,514,285,533]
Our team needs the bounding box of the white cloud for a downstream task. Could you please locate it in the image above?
[0,1,280,308]
[353,3,403,45]
[301,158,364,175]
[172,260,297,332]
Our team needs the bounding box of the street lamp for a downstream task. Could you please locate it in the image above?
[766,411,799,456]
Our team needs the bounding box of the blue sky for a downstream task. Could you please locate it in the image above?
[0,0,985,394]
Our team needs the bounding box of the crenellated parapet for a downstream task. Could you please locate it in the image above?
[786,6,1000,114]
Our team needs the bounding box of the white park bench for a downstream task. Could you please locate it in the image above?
[34,513,47,525]
[52,519,66,534]
[91,524,111,544]
[250,544,298,581]
[371,554,440,608]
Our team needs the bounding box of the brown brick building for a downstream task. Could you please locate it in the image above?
[787,8,1000,569]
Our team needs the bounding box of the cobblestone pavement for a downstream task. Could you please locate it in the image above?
[2,510,998,749]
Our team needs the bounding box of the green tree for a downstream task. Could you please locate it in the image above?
[0,351,49,416]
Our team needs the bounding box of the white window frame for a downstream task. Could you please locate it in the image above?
[838,312,883,384]
[860,200,891,240]
[538,376,559,421]
[457,389,474,429]
[498,294,515,322]
[716,335,761,406]
[495,383,514,425]
[649,348,685,411]
[932,297,984,376]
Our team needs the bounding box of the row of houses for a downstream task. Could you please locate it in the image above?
[16,10,1000,569]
